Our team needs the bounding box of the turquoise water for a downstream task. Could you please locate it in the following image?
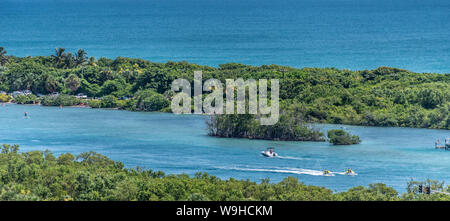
[0,104,449,192]
[0,0,449,73]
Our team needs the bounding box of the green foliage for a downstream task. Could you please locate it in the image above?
[0,49,448,130]
[88,99,101,108]
[40,95,82,106]
[0,93,12,102]
[13,94,37,104]
[335,183,399,201]
[87,96,121,108]
[2,61,53,93]
[57,153,75,165]
[0,47,8,66]
[100,95,118,108]
[75,49,88,67]
[100,79,128,97]
[327,129,361,145]
[51,48,87,69]
[80,79,101,97]
[65,74,81,93]
[131,89,170,111]
[0,144,449,201]
[207,111,325,141]
[1,144,19,154]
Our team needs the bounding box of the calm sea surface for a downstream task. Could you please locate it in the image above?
[0,0,449,73]
[1,104,449,192]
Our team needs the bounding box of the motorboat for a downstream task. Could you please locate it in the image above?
[261,148,278,158]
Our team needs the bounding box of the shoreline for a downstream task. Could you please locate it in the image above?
[1,102,449,193]
[1,57,448,132]
[3,102,449,133]
[0,144,444,200]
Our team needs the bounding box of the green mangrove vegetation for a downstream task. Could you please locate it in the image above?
[206,104,325,141]
[13,94,37,104]
[327,129,361,145]
[0,144,448,201]
[40,94,84,106]
[0,93,12,103]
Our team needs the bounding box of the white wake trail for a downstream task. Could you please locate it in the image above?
[275,155,306,161]
[216,166,357,177]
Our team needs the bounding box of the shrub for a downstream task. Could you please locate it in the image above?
[207,112,325,142]
[131,89,170,112]
[87,96,119,109]
[88,99,101,108]
[0,94,12,102]
[40,95,82,106]
[100,95,118,108]
[327,129,361,145]
[120,99,138,111]
[13,94,37,104]
[140,94,169,111]
[116,99,128,109]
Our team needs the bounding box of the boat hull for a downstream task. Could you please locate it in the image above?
[261,151,278,158]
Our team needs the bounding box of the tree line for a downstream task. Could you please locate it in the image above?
[0,144,448,201]
[0,47,448,129]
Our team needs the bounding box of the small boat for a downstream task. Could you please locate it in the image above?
[261,148,278,158]
[345,169,356,176]
[323,170,333,176]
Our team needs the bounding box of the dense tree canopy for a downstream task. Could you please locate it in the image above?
[207,105,325,141]
[0,47,8,66]
[0,48,448,129]
[327,129,361,145]
[0,144,449,201]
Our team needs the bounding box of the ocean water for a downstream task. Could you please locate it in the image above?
[1,104,449,192]
[0,0,449,73]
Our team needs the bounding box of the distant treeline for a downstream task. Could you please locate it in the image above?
[0,144,448,201]
[0,47,449,129]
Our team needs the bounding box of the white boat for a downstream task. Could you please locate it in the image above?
[261,148,278,157]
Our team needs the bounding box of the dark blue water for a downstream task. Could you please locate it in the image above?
[0,0,449,73]
[1,104,449,192]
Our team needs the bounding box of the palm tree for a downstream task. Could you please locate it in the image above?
[75,49,88,67]
[65,74,81,93]
[64,52,75,69]
[87,56,97,66]
[52,47,66,68]
[0,47,8,66]
[44,75,59,93]
[22,72,35,90]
